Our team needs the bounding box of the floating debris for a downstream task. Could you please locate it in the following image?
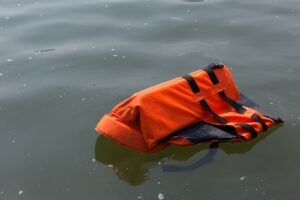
[28,57,33,60]
[113,54,118,57]
[92,158,96,162]
[108,164,113,168]
[6,59,13,62]
[170,16,183,21]
[0,73,3,76]
[240,176,246,181]
[183,0,204,2]
[158,193,165,200]
[12,140,16,143]
[81,98,86,102]
[34,49,55,53]
[18,190,23,195]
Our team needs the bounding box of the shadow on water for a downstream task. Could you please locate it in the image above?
[94,125,283,186]
[94,136,208,185]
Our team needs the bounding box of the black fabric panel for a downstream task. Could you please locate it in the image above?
[238,93,284,123]
[170,121,239,144]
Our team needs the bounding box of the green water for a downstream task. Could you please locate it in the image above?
[0,0,299,199]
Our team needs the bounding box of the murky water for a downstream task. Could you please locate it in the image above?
[0,0,299,199]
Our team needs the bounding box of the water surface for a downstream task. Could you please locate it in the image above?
[0,0,299,199]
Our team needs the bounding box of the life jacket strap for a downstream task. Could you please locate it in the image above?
[237,123,258,138]
[182,74,228,125]
[199,100,228,124]
[182,74,200,93]
[218,91,246,114]
[251,113,268,131]
[204,63,270,134]
[203,64,246,114]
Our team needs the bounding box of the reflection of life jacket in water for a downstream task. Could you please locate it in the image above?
[95,63,283,152]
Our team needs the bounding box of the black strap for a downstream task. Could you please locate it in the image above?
[251,114,268,132]
[219,91,246,114]
[183,74,228,124]
[203,63,223,84]
[182,75,200,93]
[199,100,228,124]
[238,123,258,139]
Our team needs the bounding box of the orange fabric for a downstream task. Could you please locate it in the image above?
[95,64,278,152]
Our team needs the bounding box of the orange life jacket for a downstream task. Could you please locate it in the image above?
[95,63,283,152]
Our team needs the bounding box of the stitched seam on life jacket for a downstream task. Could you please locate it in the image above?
[193,83,225,101]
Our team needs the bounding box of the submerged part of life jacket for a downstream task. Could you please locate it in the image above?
[95,63,283,152]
